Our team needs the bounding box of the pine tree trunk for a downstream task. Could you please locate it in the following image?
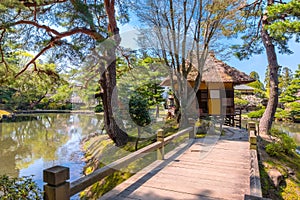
[100,60,128,146]
[100,0,128,146]
[259,4,279,135]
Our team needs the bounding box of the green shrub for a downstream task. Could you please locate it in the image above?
[162,118,179,136]
[266,143,281,157]
[275,108,291,121]
[234,98,249,107]
[266,129,297,157]
[95,104,103,112]
[280,134,297,155]
[34,102,48,109]
[0,175,42,199]
[269,127,283,136]
[64,103,73,110]
[286,102,300,121]
[247,108,265,118]
[195,119,213,134]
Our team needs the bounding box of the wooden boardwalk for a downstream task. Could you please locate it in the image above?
[100,128,250,200]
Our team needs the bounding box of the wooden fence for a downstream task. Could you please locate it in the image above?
[43,126,195,200]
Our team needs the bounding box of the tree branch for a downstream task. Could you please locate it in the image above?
[0,29,9,72]
[11,19,106,77]
[117,47,133,70]
[238,0,263,11]
[13,20,104,41]
[20,0,67,7]
[15,43,52,78]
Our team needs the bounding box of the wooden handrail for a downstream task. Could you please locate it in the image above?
[43,126,195,200]
[164,127,193,145]
[70,140,162,196]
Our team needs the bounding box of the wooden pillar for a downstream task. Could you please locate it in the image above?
[249,130,257,150]
[188,118,195,139]
[157,129,164,160]
[43,166,70,200]
[248,122,257,135]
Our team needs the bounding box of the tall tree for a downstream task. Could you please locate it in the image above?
[249,71,260,81]
[280,65,300,103]
[133,0,244,126]
[248,71,265,98]
[128,92,151,151]
[233,0,300,135]
[278,66,293,95]
[117,55,166,123]
[0,0,129,146]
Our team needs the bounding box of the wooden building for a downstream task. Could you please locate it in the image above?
[161,53,255,126]
[234,84,255,95]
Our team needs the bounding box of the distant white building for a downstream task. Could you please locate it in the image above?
[234,84,255,95]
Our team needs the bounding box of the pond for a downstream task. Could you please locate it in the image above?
[272,122,300,145]
[0,113,103,196]
[243,120,300,153]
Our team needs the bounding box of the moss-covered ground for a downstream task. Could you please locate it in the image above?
[258,135,300,200]
[79,118,188,199]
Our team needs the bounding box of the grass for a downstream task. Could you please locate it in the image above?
[258,137,300,200]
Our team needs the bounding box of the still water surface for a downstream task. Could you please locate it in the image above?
[0,113,103,191]
[273,122,300,145]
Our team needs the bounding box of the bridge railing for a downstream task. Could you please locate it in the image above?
[43,125,195,200]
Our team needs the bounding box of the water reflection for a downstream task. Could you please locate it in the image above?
[0,113,103,189]
[273,122,300,145]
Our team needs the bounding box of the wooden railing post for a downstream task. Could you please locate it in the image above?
[188,118,196,139]
[249,131,257,150]
[248,122,256,135]
[43,166,70,200]
[157,129,165,160]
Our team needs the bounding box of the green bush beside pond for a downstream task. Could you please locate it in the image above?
[0,175,42,199]
[266,128,297,157]
[260,128,300,199]
[247,108,266,118]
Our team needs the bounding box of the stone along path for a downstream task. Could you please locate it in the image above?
[100,127,250,200]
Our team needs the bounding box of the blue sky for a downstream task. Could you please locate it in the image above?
[119,23,299,83]
[227,40,300,82]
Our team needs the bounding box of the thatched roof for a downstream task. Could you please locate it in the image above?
[161,53,255,86]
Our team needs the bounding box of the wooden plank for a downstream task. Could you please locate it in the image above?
[101,182,229,200]
[132,179,247,200]
[168,159,250,172]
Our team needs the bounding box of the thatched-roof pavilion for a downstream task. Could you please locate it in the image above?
[161,53,254,86]
[161,53,255,123]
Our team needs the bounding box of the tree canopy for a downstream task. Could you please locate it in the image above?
[133,0,244,125]
[233,0,300,134]
[0,0,130,146]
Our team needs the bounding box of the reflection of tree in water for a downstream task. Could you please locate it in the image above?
[1,113,103,177]
[75,114,104,135]
[1,114,70,172]
[273,123,300,144]
[0,137,20,177]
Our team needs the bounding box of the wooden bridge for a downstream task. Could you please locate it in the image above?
[43,124,263,200]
